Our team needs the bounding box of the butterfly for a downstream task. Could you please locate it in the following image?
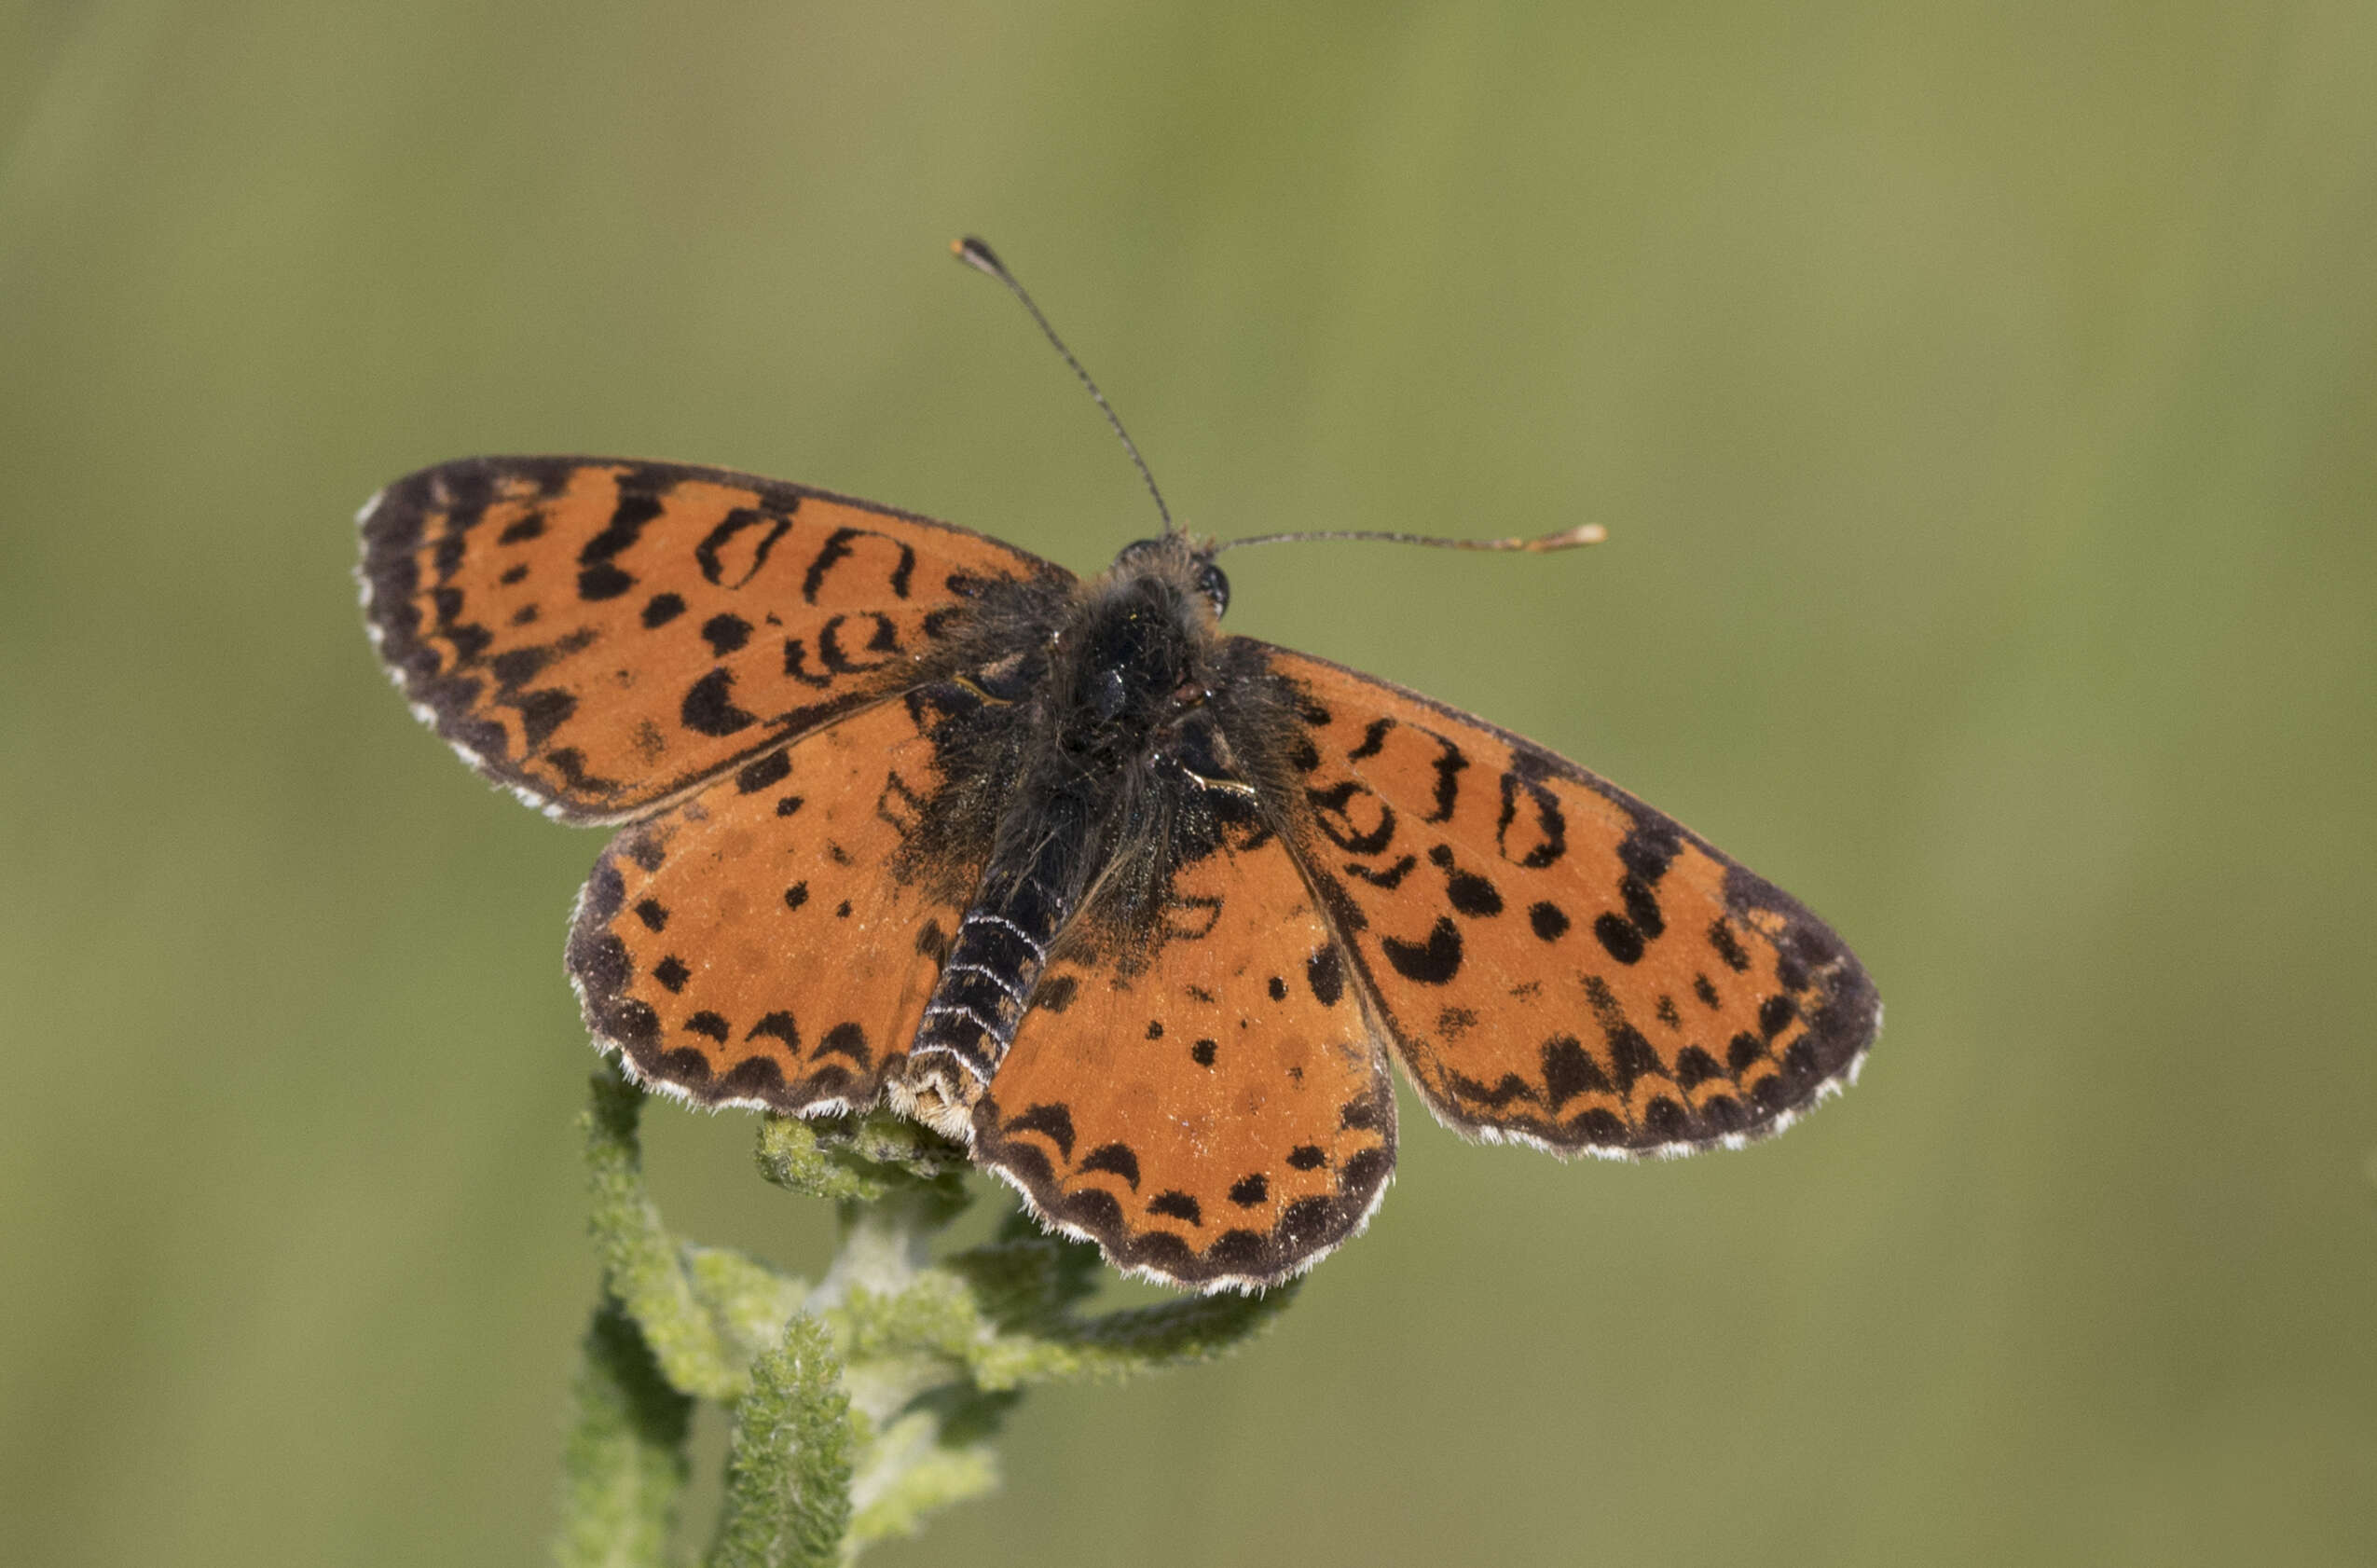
[357,241,1878,1292]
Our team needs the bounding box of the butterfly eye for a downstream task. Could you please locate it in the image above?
[1195,561,1230,618]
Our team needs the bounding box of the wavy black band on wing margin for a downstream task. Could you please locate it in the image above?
[969,1076,1396,1292]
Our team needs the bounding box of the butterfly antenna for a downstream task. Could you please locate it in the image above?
[1215,522,1607,555]
[954,236,1175,537]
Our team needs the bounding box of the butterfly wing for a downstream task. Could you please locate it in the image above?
[359,456,1071,822]
[969,781,1395,1291]
[567,682,1001,1114]
[1259,645,1878,1156]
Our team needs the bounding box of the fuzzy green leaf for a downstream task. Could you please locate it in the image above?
[554,1300,694,1568]
[583,1066,748,1400]
[755,1111,970,1214]
[706,1313,855,1568]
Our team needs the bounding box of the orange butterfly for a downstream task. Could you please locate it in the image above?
[358,241,1877,1291]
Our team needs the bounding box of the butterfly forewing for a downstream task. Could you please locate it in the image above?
[973,794,1395,1289]
[359,456,1069,821]
[1261,646,1878,1156]
[567,688,997,1113]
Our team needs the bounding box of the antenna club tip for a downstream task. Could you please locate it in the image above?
[1541,523,1607,549]
[953,236,1003,273]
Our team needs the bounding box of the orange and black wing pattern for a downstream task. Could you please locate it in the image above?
[1262,646,1878,1157]
[970,790,1395,1290]
[359,456,1069,822]
[566,683,997,1114]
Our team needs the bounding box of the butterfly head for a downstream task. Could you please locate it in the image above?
[1052,533,1233,754]
[1109,534,1230,621]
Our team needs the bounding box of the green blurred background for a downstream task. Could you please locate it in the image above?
[5,3,2372,1563]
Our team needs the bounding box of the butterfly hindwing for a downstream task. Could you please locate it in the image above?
[567,685,1002,1114]
[1262,645,1878,1156]
[970,781,1395,1290]
[359,456,1071,822]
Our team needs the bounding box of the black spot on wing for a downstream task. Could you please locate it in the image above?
[1708,917,1752,973]
[578,563,634,600]
[1423,738,1467,823]
[735,750,791,793]
[576,490,665,600]
[816,1022,871,1068]
[515,687,577,750]
[1448,1069,1533,1110]
[747,1011,800,1048]
[1306,944,1345,1006]
[1429,845,1504,917]
[1572,1107,1627,1144]
[1541,1035,1614,1110]
[1007,1102,1077,1161]
[1604,1024,1663,1097]
[801,528,859,604]
[818,612,902,674]
[1345,855,1418,888]
[1348,718,1394,760]
[1674,1046,1723,1090]
[1079,1142,1140,1189]
[1494,762,1568,869]
[1594,913,1645,964]
[1381,917,1463,984]
[1619,875,1664,940]
[1616,817,1683,883]
[695,506,794,588]
[702,613,752,655]
[656,1045,711,1083]
[681,668,756,736]
[489,645,554,689]
[1147,1191,1202,1225]
[720,1055,787,1098]
[1310,780,1396,855]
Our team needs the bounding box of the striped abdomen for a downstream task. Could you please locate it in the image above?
[911,801,1089,1087]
